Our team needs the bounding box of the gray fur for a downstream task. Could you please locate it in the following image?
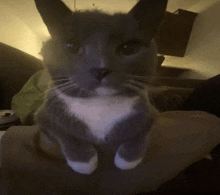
[34,0,167,174]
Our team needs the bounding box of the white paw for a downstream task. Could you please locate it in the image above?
[114,153,143,170]
[66,153,98,174]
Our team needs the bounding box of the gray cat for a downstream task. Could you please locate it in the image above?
[34,0,167,174]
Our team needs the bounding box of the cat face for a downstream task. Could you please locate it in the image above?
[36,0,167,98]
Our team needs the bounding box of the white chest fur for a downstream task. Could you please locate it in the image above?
[56,90,139,140]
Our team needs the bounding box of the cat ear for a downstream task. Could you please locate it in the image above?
[129,0,168,39]
[34,0,73,37]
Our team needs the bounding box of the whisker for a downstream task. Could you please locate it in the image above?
[62,86,76,94]
[125,80,147,89]
[122,83,142,93]
[52,76,69,79]
[53,78,70,82]
[55,81,75,88]
[58,84,76,92]
[58,86,72,93]
[53,80,72,84]
[59,84,78,95]
[55,83,76,91]
[118,74,157,86]
[117,73,154,81]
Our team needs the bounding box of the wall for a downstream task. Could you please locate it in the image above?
[0,0,137,60]
[65,0,137,13]
[163,0,220,79]
[0,1,43,59]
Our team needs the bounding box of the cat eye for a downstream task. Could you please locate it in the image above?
[66,43,74,48]
[117,40,148,56]
[65,41,82,54]
[65,42,76,53]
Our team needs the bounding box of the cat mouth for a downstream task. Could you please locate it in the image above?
[95,87,118,96]
[95,86,138,97]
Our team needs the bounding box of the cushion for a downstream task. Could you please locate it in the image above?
[11,70,50,124]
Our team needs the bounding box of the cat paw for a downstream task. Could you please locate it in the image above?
[114,153,142,170]
[66,153,98,174]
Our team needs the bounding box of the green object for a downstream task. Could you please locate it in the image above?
[11,70,50,124]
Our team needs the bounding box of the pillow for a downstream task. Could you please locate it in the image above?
[11,70,50,124]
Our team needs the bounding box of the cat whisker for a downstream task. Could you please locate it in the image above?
[122,83,142,93]
[118,73,154,83]
[53,80,73,84]
[52,76,69,79]
[62,85,77,94]
[58,84,76,93]
[61,87,71,94]
[53,78,70,82]
[58,86,73,93]
[56,81,77,92]
[57,81,74,86]
[122,82,152,105]
[119,73,146,79]
[50,82,76,96]
[125,80,147,90]
[55,81,75,88]
[62,86,74,93]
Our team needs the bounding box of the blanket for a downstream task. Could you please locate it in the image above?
[1,111,220,195]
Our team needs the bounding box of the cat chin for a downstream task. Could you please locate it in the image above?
[66,153,98,174]
[114,153,143,170]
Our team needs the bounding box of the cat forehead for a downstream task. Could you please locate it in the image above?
[64,11,141,40]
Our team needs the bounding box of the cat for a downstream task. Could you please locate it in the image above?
[34,0,168,174]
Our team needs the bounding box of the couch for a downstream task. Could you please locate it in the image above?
[0,42,43,110]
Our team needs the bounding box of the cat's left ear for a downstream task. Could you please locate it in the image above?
[34,0,73,38]
[129,0,168,40]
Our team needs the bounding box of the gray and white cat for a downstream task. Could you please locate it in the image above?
[34,0,167,174]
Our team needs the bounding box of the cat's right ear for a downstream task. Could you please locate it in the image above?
[34,0,72,38]
[129,0,168,41]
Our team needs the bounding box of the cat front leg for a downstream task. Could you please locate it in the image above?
[114,132,149,170]
[58,137,98,174]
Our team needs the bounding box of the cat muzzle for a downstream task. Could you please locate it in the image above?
[95,87,118,96]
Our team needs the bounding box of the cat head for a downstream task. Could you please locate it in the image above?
[35,0,167,98]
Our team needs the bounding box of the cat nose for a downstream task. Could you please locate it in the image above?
[89,68,112,81]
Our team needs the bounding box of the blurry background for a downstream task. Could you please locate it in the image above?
[0,0,220,79]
